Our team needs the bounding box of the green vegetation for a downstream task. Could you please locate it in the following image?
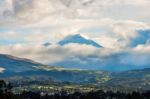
[2,66,150,93]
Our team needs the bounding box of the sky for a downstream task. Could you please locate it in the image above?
[0,0,150,71]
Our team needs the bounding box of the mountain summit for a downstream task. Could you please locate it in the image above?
[58,34,102,48]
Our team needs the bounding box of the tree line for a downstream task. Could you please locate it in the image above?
[0,80,150,99]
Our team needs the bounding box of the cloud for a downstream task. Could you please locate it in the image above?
[0,18,148,47]
[0,42,118,64]
[0,67,5,73]
[0,0,150,27]
[110,21,149,47]
[1,42,150,71]
[0,0,149,46]
[0,0,150,71]
[91,20,149,48]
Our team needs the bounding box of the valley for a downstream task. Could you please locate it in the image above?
[0,54,150,94]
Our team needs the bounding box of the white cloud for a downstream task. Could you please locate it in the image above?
[0,43,114,63]
[0,18,148,47]
[0,41,150,70]
[0,0,149,27]
[0,0,150,70]
[0,0,149,45]
[0,67,5,73]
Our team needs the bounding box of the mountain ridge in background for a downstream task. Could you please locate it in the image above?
[58,34,103,48]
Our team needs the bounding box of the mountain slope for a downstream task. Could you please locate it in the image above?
[0,54,108,83]
[58,34,102,48]
[104,68,150,91]
[0,54,43,73]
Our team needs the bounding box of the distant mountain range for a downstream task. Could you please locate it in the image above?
[0,54,150,90]
[58,34,103,48]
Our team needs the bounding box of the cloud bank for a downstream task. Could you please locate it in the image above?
[1,36,150,71]
[0,0,150,71]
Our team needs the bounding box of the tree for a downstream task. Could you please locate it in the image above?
[0,80,7,93]
[6,82,13,93]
